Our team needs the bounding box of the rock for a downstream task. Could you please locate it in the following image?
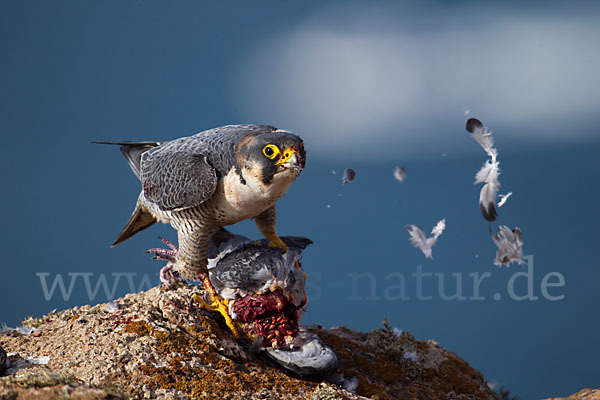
[545,389,600,400]
[0,286,499,399]
[0,345,6,376]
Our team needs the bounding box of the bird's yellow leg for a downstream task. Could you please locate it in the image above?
[264,233,288,251]
[192,276,240,338]
[255,206,288,251]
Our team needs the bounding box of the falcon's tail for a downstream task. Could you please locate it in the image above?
[94,141,159,180]
[111,203,157,247]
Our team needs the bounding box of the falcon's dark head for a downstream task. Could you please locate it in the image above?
[236,129,306,185]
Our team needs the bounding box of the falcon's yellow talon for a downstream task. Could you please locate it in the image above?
[192,293,240,338]
[267,236,288,251]
[191,293,213,309]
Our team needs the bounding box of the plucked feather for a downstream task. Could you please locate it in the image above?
[491,225,525,266]
[406,219,446,259]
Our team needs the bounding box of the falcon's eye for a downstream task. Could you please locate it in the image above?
[262,144,280,159]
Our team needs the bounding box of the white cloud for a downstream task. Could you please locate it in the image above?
[231,4,600,159]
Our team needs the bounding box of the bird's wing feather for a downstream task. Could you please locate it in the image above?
[474,159,499,184]
[497,192,512,208]
[479,181,499,222]
[491,225,525,266]
[140,145,217,211]
[431,219,446,239]
[406,225,433,258]
[94,141,160,180]
[466,118,497,160]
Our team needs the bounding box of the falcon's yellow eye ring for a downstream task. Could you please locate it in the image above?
[262,144,280,159]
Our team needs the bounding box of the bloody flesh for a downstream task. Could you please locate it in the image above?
[232,289,299,347]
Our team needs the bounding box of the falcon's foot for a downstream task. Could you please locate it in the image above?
[192,275,241,338]
[147,237,184,285]
[265,234,289,251]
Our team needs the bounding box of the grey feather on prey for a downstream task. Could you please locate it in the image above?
[263,328,338,376]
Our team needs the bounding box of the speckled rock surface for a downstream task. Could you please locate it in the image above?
[0,345,6,376]
[546,389,600,400]
[1,285,500,399]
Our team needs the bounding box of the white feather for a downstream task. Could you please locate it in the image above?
[406,219,446,259]
[393,166,407,182]
[468,121,498,161]
[497,192,513,208]
[474,159,500,184]
[431,218,446,238]
[480,181,500,211]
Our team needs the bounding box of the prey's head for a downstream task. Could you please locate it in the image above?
[236,130,306,184]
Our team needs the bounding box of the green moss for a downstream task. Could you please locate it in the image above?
[21,309,58,328]
[11,371,76,388]
[123,320,153,336]
[365,319,424,381]
[21,305,105,328]
[124,317,316,398]
[311,383,345,400]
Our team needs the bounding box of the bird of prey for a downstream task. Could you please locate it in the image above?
[342,168,356,185]
[405,219,446,259]
[96,125,305,331]
[490,225,525,266]
[393,166,407,183]
[466,118,501,222]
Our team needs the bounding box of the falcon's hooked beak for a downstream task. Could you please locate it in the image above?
[276,147,304,173]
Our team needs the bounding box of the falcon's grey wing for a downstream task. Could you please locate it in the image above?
[94,141,160,180]
[140,145,217,211]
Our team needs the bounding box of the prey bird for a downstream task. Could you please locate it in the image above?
[96,124,305,334]
[405,219,446,259]
[201,228,338,375]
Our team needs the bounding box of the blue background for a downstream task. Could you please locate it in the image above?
[1,1,599,399]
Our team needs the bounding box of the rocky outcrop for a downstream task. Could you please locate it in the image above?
[1,285,498,399]
[545,389,600,400]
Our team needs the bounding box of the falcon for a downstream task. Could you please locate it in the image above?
[96,124,305,331]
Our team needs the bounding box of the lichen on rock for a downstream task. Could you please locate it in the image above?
[1,286,503,399]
